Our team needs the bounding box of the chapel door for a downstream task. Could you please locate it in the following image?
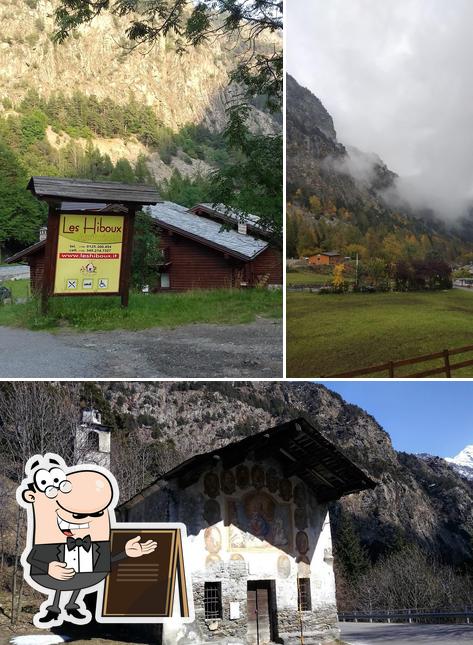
[247,581,274,645]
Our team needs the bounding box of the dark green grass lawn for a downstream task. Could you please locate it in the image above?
[0,288,282,331]
[286,268,354,287]
[287,289,473,377]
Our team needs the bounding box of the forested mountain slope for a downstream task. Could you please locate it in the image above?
[286,74,471,262]
[0,0,280,256]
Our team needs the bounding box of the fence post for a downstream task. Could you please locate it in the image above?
[389,361,394,377]
[443,349,451,378]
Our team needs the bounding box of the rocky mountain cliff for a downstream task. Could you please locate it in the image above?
[0,0,278,183]
[286,73,469,258]
[92,381,473,566]
[286,73,397,209]
[0,0,275,134]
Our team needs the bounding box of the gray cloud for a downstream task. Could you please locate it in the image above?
[287,0,473,219]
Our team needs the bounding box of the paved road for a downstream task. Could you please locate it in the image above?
[0,264,30,280]
[340,622,473,644]
[0,317,282,377]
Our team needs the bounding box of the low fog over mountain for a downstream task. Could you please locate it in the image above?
[288,0,473,222]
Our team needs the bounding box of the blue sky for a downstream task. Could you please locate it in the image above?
[316,382,473,458]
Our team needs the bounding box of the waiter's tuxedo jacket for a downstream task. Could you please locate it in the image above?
[26,541,125,590]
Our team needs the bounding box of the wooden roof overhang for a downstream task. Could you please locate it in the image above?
[153,218,268,262]
[27,176,161,207]
[5,240,46,264]
[120,418,377,512]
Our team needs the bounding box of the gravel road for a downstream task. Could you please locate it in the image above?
[0,265,30,281]
[340,622,473,644]
[0,317,282,377]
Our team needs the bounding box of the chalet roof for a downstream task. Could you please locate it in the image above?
[148,202,269,261]
[193,203,263,227]
[317,251,341,257]
[5,240,45,264]
[27,177,161,205]
[119,417,377,512]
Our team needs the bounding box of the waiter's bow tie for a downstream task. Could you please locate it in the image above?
[66,535,92,551]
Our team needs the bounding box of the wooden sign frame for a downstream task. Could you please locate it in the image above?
[41,204,136,312]
[95,523,194,624]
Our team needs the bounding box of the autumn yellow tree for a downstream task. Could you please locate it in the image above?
[332,263,348,292]
[308,195,322,215]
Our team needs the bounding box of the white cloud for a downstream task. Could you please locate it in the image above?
[287,0,473,219]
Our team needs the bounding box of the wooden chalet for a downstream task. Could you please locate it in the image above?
[6,187,281,292]
[148,202,282,290]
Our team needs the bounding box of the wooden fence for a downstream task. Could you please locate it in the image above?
[331,344,473,378]
[338,607,473,624]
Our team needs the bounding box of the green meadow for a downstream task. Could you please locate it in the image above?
[287,289,473,377]
[286,271,333,286]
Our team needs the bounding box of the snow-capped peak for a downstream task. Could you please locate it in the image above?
[445,445,473,480]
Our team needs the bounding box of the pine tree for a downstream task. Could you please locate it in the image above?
[0,142,46,258]
[334,508,370,585]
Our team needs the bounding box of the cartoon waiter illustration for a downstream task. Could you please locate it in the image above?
[17,453,157,627]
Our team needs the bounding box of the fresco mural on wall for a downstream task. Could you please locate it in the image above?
[226,490,293,551]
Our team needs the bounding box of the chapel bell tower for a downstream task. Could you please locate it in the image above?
[75,408,111,469]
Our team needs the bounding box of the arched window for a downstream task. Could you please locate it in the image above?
[86,431,99,451]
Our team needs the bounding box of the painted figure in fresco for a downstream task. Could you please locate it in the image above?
[17,453,157,628]
[227,490,293,550]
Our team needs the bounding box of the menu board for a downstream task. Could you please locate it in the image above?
[98,528,192,622]
[54,213,124,294]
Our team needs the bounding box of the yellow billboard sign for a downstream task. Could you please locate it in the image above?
[54,213,124,295]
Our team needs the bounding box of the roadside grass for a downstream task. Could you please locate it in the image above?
[0,278,30,299]
[0,288,282,331]
[287,289,473,377]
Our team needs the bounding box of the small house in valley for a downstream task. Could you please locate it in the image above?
[308,251,342,266]
[118,417,376,645]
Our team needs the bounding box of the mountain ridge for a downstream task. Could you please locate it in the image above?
[85,381,473,567]
[0,0,277,134]
[286,73,470,260]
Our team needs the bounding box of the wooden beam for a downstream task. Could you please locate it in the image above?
[41,204,60,314]
[119,206,136,308]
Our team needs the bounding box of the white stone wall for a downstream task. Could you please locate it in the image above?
[75,426,111,470]
[126,456,340,644]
